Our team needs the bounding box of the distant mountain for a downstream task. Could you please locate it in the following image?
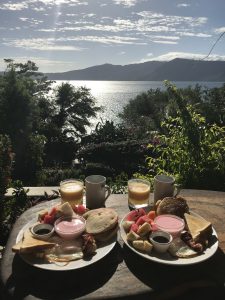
[45,59,225,81]
[147,58,225,81]
[45,61,164,81]
[1,59,225,81]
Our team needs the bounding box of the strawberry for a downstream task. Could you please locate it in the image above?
[130,223,139,233]
[43,214,54,225]
[73,204,86,215]
[49,207,57,217]
[126,208,146,222]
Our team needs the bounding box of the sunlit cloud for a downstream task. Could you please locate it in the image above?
[177,3,190,8]
[113,0,139,7]
[149,52,225,61]
[0,2,29,10]
[0,0,88,11]
[214,27,225,34]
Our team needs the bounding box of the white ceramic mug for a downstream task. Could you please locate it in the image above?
[153,174,180,204]
[85,175,111,209]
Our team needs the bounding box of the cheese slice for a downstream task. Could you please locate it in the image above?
[12,229,55,254]
[184,213,212,242]
[56,202,74,217]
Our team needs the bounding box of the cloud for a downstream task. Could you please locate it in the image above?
[0,56,76,72]
[113,0,139,7]
[176,32,211,37]
[0,0,87,11]
[2,38,84,51]
[57,35,146,45]
[214,27,225,34]
[149,51,225,61]
[177,3,190,8]
[0,2,29,10]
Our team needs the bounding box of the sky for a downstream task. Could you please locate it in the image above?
[0,0,225,73]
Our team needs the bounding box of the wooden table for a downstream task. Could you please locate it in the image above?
[1,190,225,299]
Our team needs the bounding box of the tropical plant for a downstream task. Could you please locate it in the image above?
[42,82,101,166]
[143,82,225,191]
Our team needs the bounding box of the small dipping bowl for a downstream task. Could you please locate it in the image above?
[30,223,54,240]
[154,214,185,237]
[149,230,173,253]
[54,216,86,240]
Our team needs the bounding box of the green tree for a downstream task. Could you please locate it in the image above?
[119,88,169,135]
[0,60,46,183]
[42,82,101,166]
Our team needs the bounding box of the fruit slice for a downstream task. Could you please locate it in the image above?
[137,222,151,237]
[122,220,134,232]
[127,231,140,242]
[147,210,156,221]
[126,208,146,222]
[136,215,151,226]
[130,223,139,233]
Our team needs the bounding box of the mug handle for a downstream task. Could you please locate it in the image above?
[105,185,111,200]
[174,184,182,197]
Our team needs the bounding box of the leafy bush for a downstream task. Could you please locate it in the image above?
[142,82,225,191]
[0,181,29,245]
[78,139,151,176]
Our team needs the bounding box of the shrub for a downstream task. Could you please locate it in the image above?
[142,82,225,191]
[0,134,12,195]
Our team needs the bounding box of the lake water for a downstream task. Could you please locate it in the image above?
[52,80,224,128]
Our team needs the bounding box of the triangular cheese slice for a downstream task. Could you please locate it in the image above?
[56,202,74,217]
[12,229,55,254]
[184,213,212,242]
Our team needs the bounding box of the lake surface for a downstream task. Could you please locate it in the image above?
[52,80,224,128]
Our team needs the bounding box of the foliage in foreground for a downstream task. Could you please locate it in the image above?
[139,82,225,191]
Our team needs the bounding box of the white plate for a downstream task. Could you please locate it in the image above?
[16,218,117,271]
[119,212,218,266]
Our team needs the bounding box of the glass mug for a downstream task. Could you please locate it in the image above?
[60,179,84,206]
[128,178,151,209]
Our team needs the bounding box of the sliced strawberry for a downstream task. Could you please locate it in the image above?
[43,214,54,225]
[73,204,86,215]
[49,207,57,217]
[126,208,146,222]
[130,223,139,233]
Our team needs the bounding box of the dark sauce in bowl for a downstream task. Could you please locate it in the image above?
[35,228,51,235]
[153,236,169,244]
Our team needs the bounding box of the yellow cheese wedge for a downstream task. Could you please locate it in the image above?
[184,213,212,242]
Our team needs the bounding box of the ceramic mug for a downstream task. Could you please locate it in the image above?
[85,175,111,209]
[153,174,180,204]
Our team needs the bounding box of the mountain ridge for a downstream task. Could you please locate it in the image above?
[1,58,225,81]
[45,58,225,81]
